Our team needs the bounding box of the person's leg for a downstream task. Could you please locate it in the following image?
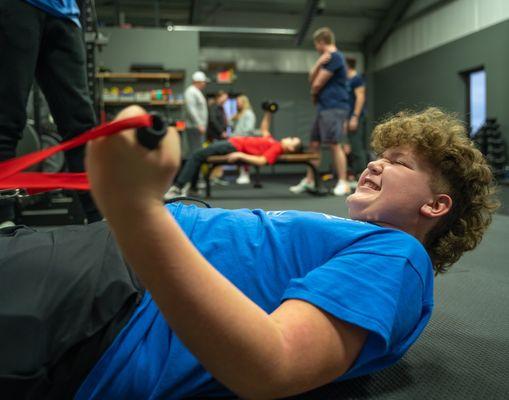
[348,118,367,177]
[359,115,373,164]
[290,113,321,193]
[182,127,206,189]
[319,109,350,195]
[184,128,204,160]
[175,141,236,188]
[0,223,143,398]
[330,143,348,181]
[36,17,97,166]
[0,0,42,161]
[305,141,320,183]
[35,16,101,222]
[210,166,224,179]
[236,165,251,184]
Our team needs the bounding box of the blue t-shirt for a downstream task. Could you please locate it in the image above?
[317,51,350,112]
[24,0,81,27]
[347,74,365,117]
[76,204,434,399]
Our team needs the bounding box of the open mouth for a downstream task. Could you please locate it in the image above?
[363,179,381,191]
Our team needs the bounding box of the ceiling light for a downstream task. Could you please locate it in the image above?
[166,25,297,35]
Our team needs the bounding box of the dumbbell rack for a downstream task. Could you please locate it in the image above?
[0,189,86,227]
[473,118,507,179]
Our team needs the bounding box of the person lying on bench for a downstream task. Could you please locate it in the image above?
[0,106,498,399]
[165,110,303,198]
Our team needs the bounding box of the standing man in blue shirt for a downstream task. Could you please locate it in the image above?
[346,56,368,181]
[0,0,100,222]
[290,27,351,196]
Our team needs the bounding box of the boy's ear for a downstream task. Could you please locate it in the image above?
[420,194,452,219]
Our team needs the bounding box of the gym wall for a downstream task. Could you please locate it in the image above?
[207,71,334,174]
[96,27,199,87]
[373,19,509,155]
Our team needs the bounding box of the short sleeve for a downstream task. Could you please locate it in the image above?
[351,75,364,90]
[262,143,283,164]
[164,203,199,236]
[323,53,343,73]
[281,251,424,356]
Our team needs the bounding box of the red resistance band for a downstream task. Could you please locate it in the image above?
[0,114,152,194]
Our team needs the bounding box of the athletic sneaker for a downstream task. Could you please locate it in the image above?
[348,180,358,190]
[211,177,230,186]
[163,185,182,200]
[236,171,251,184]
[333,180,351,196]
[289,178,315,194]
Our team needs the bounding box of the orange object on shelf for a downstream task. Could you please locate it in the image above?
[175,121,186,131]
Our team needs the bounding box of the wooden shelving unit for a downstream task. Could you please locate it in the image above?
[103,100,185,106]
[96,72,185,81]
[96,71,186,122]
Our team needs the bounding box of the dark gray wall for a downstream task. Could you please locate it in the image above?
[207,71,314,139]
[97,28,199,87]
[373,19,509,144]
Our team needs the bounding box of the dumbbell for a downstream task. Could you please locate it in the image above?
[136,112,167,150]
[261,101,279,113]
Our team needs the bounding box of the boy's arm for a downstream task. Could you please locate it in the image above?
[86,106,367,399]
[349,86,366,131]
[353,86,366,117]
[311,68,333,96]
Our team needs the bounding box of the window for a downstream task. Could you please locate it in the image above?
[223,97,238,136]
[462,68,486,136]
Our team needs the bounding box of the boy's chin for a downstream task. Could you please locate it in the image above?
[345,195,367,220]
[345,192,358,207]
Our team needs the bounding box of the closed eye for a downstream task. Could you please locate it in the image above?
[379,158,404,165]
[395,160,415,169]
[379,158,410,167]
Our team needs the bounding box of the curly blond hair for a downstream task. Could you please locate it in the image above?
[371,108,499,273]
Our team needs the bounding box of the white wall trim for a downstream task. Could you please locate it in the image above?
[375,0,509,70]
[200,47,365,74]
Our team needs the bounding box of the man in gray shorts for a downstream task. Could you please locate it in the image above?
[290,27,351,196]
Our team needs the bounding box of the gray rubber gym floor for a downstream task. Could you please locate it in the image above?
[196,174,509,399]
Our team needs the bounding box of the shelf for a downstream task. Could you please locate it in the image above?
[97,72,185,81]
[103,100,184,106]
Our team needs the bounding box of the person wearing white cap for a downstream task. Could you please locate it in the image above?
[183,71,209,189]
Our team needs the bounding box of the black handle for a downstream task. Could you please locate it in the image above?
[136,112,167,150]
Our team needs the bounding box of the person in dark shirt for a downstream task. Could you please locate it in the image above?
[345,57,368,181]
[290,27,351,197]
[205,90,230,185]
[206,91,228,142]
